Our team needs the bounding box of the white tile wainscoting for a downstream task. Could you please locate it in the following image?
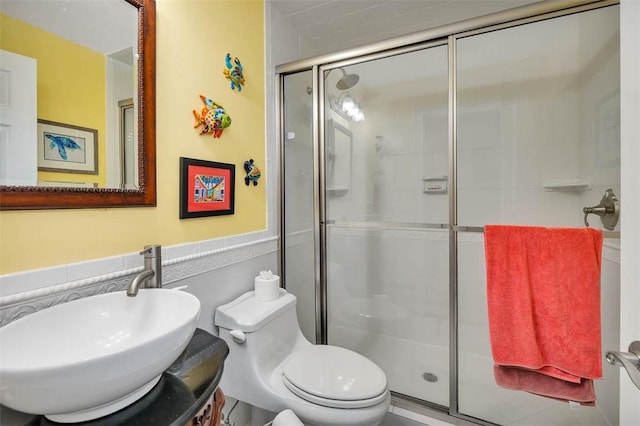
[0,231,278,328]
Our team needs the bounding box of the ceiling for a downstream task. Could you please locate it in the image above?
[4,1,542,58]
[269,0,542,56]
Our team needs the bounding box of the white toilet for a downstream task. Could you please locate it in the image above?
[215,289,391,426]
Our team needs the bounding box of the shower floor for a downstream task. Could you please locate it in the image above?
[329,324,611,426]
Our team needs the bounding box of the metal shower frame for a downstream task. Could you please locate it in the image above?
[276,0,619,424]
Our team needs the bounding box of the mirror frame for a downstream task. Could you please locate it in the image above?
[0,0,156,210]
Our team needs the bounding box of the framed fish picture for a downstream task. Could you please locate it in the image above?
[37,120,98,174]
[179,157,235,219]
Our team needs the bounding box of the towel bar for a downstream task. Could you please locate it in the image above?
[325,223,621,239]
[452,225,620,239]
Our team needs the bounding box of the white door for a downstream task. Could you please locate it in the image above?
[0,49,37,186]
[619,1,640,424]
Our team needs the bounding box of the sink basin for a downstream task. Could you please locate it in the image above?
[0,289,201,423]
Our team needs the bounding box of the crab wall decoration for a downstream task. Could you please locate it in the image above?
[223,53,245,92]
[244,159,261,186]
[192,95,232,138]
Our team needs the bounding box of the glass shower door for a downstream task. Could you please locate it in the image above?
[324,45,451,407]
[282,70,317,343]
[455,5,620,425]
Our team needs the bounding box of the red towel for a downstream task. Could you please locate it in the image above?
[484,225,603,404]
[493,366,596,406]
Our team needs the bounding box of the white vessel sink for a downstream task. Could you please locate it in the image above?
[0,289,201,423]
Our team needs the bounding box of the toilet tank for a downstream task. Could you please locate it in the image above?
[214,289,309,403]
[215,289,297,333]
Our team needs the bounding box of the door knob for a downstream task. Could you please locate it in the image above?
[605,341,640,390]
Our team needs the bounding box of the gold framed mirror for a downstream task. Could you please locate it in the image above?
[0,0,156,210]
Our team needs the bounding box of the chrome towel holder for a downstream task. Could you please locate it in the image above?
[583,189,619,231]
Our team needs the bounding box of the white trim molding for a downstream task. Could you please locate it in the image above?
[0,236,278,327]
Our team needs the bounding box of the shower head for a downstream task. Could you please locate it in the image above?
[335,68,359,90]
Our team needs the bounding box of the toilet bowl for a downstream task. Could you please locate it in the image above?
[215,289,391,426]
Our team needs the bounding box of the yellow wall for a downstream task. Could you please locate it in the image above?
[0,14,107,186]
[0,0,266,275]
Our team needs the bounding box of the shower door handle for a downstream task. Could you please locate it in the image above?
[605,341,640,390]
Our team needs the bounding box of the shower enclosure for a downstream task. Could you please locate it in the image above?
[279,2,621,425]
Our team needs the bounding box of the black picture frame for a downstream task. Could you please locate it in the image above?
[179,157,235,219]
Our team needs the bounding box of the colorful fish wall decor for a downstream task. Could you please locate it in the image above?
[192,95,232,138]
[243,159,261,186]
[223,53,245,92]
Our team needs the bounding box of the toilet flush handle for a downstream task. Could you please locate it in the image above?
[229,330,246,344]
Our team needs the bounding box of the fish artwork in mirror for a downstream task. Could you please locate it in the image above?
[0,0,156,210]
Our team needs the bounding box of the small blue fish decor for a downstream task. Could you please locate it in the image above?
[244,159,261,186]
[223,53,245,91]
[45,134,82,160]
[192,95,232,138]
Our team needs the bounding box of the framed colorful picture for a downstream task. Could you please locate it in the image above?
[180,157,235,219]
[37,119,98,174]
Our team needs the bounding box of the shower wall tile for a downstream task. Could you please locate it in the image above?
[285,234,316,342]
[366,106,412,157]
[421,152,437,179]
[418,194,448,225]
[388,189,418,223]
[510,190,586,226]
[327,227,449,343]
[457,189,501,226]
[454,7,620,232]
[456,107,502,150]
[551,91,581,145]
[431,150,448,177]
[529,141,581,185]
[457,236,490,355]
[419,111,448,152]
[502,146,530,190]
[459,188,594,228]
[457,148,503,190]
[393,154,420,191]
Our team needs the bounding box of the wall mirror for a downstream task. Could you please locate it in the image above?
[0,0,156,210]
[326,119,352,195]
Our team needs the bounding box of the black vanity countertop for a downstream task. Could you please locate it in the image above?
[0,329,229,426]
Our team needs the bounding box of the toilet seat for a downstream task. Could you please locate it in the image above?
[282,345,388,409]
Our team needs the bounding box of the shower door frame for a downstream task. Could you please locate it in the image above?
[277,0,621,423]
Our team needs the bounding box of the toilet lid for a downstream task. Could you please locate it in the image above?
[282,345,388,409]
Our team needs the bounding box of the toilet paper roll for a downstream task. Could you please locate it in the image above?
[254,270,280,301]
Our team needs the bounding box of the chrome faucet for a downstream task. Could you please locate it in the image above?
[127,245,163,296]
